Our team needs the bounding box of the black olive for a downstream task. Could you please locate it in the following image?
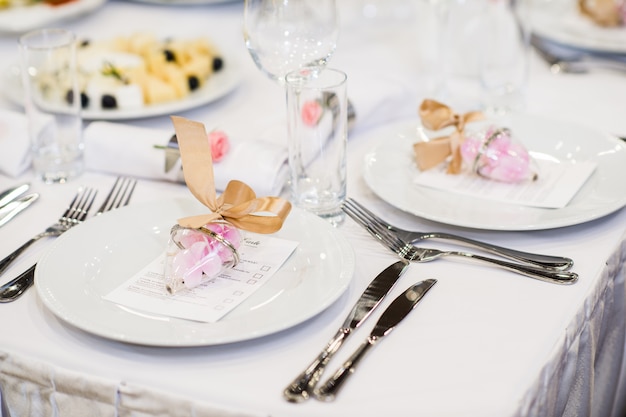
[65,90,89,108]
[188,75,200,91]
[65,89,74,105]
[163,49,176,62]
[101,94,118,109]
[212,56,223,72]
[80,92,89,109]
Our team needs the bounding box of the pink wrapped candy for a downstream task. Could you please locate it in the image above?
[164,221,243,294]
[460,126,536,183]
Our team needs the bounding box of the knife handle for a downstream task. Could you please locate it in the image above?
[283,327,350,402]
[314,337,376,402]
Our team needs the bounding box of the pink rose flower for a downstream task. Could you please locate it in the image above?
[208,130,230,162]
[301,100,323,127]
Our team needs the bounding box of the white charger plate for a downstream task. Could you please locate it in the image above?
[2,50,241,121]
[362,113,626,231]
[0,0,105,34]
[533,4,626,54]
[35,198,355,346]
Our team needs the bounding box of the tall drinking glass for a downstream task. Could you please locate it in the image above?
[19,28,83,184]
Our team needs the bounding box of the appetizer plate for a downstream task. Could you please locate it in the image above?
[0,0,106,34]
[36,198,355,346]
[2,50,241,121]
[532,3,626,54]
[362,113,626,231]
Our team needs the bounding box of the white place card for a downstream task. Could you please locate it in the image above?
[413,159,597,209]
[103,234,298,323]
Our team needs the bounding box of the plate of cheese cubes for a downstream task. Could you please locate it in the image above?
[3,32,241,120]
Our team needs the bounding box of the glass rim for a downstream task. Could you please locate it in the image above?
[284,66,347,89]
[18,28,76,50]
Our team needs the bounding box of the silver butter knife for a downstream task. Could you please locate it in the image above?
[0,193,38,227]
[283,260,410,402]
[0,183,29,208]
[314,278,437,401]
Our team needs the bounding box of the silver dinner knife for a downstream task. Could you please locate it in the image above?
[314,278,437,401]
[283,260,410,402]
[0,193,38,227]
[0,183,29,209]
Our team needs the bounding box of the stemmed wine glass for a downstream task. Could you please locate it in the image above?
[243,0,340,84]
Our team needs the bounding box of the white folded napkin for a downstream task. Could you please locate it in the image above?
[0,110,31,177]
[84,122,289,197]
[347,71,417,132]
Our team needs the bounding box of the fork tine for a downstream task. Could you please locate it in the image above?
[343,200,398,245]
[62,187,97,224]
[345,198,392,231]
[75,188,97,222]
[342,201,415,260]
[97,177,137,214]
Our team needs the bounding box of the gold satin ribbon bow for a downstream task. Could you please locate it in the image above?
[171,116,291,234]
[413,99,484,174]
[578,0,621,26]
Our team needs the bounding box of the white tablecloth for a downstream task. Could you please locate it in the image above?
[1,1,626,416]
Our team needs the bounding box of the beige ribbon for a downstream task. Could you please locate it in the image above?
[578,0,621,26]
[171,116,291,234]
[413,99,484,174]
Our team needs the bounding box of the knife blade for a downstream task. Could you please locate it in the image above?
[314,278,437,401]
[0,193,38,227]
[0,183,29,209]
[283,260,410,402]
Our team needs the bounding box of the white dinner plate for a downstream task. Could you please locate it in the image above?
[2,51,241,121]
[533,4,626,54]
[0,0,105,34]
[35,198,355,346]
[362,113,626,231]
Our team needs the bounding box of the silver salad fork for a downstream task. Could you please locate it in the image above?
[342,201,578,285]
[342,198,574,271]
[0,187,97,277]
[0,177,137,302]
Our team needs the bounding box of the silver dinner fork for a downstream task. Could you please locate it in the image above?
[342,198,574,271]
[342,201,578,285]
[0,176,137,302]
[0,187,97,278]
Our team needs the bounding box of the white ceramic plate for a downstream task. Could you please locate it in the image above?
[533,4,626,54]
[35,198,355,346]
[362,113,626,231]
[0,0,105,34]
[2,51,241,121]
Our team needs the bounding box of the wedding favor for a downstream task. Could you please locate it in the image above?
[164,116,292,294]
[461,126,536,183]
[413,99,536,183]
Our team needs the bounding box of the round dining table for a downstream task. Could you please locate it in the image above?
[1,1,626,416]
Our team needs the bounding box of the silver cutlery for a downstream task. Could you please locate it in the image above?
[0,183,30,208]
[0,187,97,278]
[0,176,137,303]
[362,221,578,285]
[283,260,409,402]
[532,35,626,75]
[342,198,574,271]
[314,279,437,401]
[0,193,39,227]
